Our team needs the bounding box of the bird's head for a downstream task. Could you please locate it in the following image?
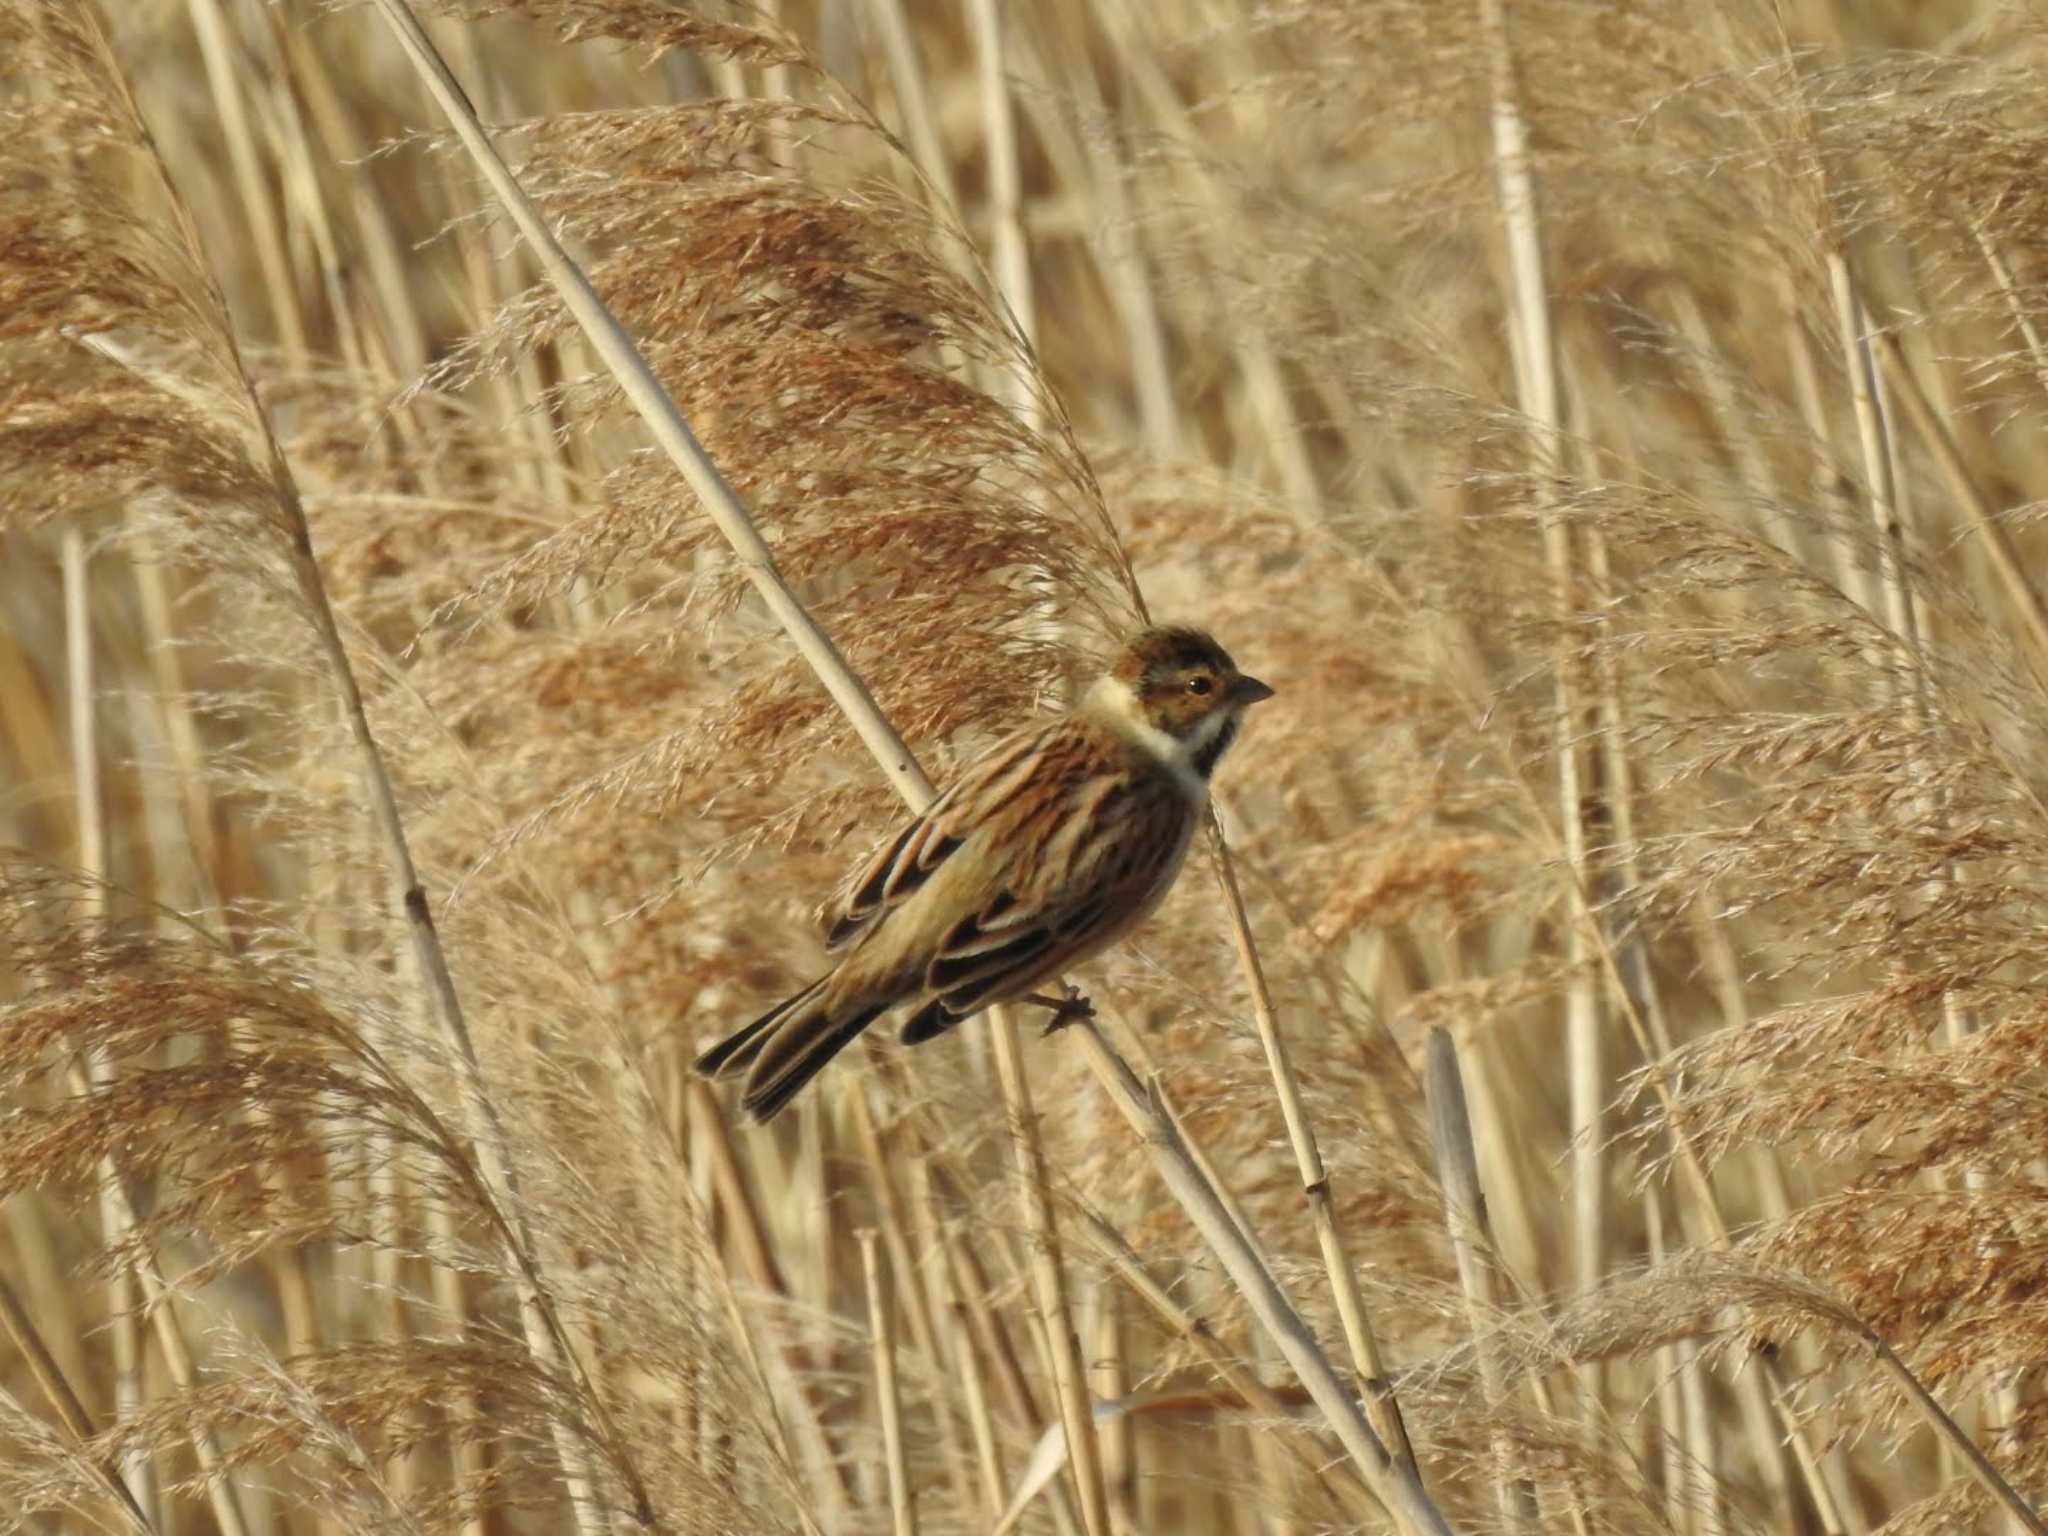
[1086,626,1274,780]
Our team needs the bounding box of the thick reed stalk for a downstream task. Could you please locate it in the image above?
[1976,226,2048,403]
[1085,1275,1130,1526]
[1869,329,2048,669]
[690,1079,787,1298]
[365,0,926,806]
[1829,260,2034,1533]
[1646,1192,1719,1536]
[0,1268,154,1534]
[909,1158,1008,1519]
[1067,1024,1456,1536]
[1864,1332,2044,1535]
[866,0,960,214]
[985,1007,1114,1536]
[1075,1204,1382,1525]
[1780,269,1878,620]
[934,1200,1049,1434]
[1473,0,1607,1308]
[970,0,1035,364]
[118,520,226,916]
[13,14,166,1513]
[64,529,157,1530]
[1095,0,1326,518]
[1423,1029,1534,1536]
[677,1083,848,1529]
[1108,1022,1270,1260]
[860,1230,917,1536]
[1829,261,1914,651]
[424,1212,487,1536]
[1036,31,1180,458]
[922,1158,1080,1536]
[1577,436,1793,1526]
[54,1054,250,1536]
[848,1090,977,1515]
[182,0,307,358]
[1207,822,1417,1470]
[271,20,431,382]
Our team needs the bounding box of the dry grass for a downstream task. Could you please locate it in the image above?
[7,0,2048,1530]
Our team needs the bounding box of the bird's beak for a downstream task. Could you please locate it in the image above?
[1230,673,1275,706]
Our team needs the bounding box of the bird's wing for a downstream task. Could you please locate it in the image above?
[921,773,1195,1015]
[821,720,1059,951]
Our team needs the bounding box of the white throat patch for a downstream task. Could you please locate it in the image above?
[1087,676,1212,804]
[1183,707,1236,757]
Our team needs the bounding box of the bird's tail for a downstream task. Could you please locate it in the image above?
[694,979,890,1121]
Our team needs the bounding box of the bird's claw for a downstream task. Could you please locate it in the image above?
[1029,985,1096,1035]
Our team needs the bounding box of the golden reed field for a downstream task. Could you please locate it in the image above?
[8,0,2048,1531]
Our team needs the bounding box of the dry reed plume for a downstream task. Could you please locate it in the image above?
[7,0,2048,1531]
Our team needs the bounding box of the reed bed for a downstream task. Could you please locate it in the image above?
[5,0,2048,1532]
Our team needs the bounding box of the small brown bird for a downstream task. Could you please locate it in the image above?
[695,626,1274,1120]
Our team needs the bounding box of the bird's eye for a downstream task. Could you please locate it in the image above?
[1185,675,1214,696]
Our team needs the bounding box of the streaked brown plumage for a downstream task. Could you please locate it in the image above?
[695,627,1273,1119]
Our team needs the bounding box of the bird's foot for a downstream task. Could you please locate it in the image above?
[1024,984,1096,1035]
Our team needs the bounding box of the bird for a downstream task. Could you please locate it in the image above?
[694,625,1274,1120]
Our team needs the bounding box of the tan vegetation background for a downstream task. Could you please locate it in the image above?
[5,0,2048,1531]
